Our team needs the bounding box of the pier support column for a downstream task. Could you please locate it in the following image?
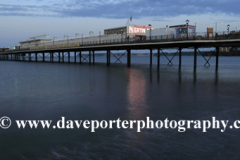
[179,47,182,70]
[29,53,32,61]
[49,52,52,62]
[74,51,76,64]
[43,53,45,62]
[62,52,64,63]
[194,47,197,72]
[49,52,51,62]
[68,51,70,63]
[35,53,38,62]
[93,50,95,65]
[150,48,153,68]
[107,50,110,66]
[89,51,91,65]
[157,48,160,69]
[23,54,26,61]
[79,51,82,64]
[216,47,219,71]
[52,52,54,62]
[106,50,109,66]
[11,54,13,60]
[58,52,60,63]
[127,49,131,67]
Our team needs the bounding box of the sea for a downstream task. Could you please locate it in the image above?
[0,54,240,160]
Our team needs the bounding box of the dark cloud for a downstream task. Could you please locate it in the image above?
[0,0,239,18]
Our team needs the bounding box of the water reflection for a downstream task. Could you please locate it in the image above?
[127,68,149,119]
[148,68,219,86]
[215,71,218,85]
[125,68,149,154]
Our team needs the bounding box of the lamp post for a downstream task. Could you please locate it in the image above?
[186,19,189,39]
[149,24,152,41]
[99,31,101,44]
[227,24,230,34]
[53,37,57,46]
[64,35,69,45]
[82,34,83,45]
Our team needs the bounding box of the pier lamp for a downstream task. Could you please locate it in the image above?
[82,34,83,45]
[64,35,69,45]
[99,31,101,44]
[186,19,189,39]
[121,29,123,43]
[149,24,152,41]
[53,37,57,45]
[227,24,230,34]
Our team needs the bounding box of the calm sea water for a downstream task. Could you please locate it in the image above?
[0,55,240,160]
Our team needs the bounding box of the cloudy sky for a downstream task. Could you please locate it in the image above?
[1,0,240,47]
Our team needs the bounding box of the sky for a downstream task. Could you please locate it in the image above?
[1,0,240,47]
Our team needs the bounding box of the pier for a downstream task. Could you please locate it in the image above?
[1,35,240,72]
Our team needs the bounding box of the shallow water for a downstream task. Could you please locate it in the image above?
[0,55,240,159]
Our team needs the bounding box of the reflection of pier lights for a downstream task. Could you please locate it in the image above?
[127,69,148,119]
